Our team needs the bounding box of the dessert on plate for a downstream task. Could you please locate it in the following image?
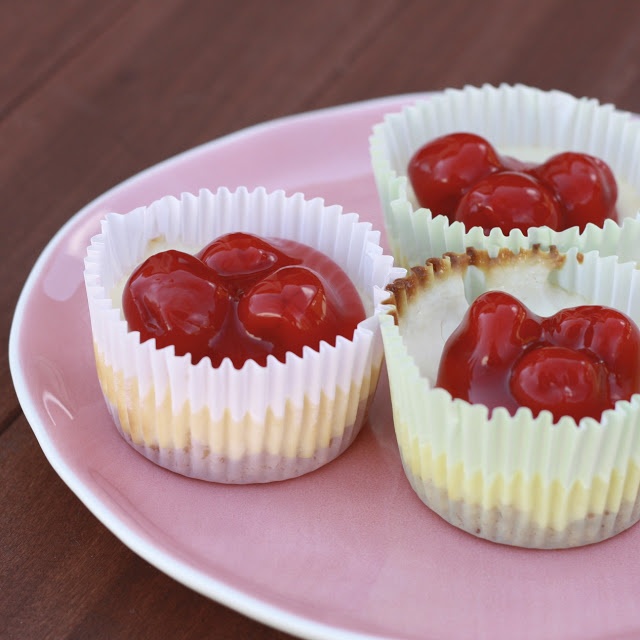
[378,244,640,548]
[370,84,640,268]
[83,186,403,484]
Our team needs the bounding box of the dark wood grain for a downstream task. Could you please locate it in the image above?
[0,417,299,640]
[5,1,640,638]
[0,0,130,118]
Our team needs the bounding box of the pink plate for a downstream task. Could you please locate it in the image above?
[10,95,640,640]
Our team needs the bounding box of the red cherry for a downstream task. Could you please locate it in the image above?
[238,266,332,361]
[408,133,503,217]
[533,152,618,231]
[453,171,563,234]
[437,290,640,422]
[197,232,298,294]
[436,291,542,414]
[122,250,230,364]
[510,346,609,422]
[541,306,640,403]
[408,130,621,234]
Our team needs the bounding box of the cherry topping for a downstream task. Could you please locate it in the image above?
[510,346,609,422]
[436,291,640,422]
[436,291,541,415]
[122,250,231,364]
[123,233,365,368]
[453,171,563,234]
[408,133,502,216]
[532,152,618,232]
[238,266,330,361]
[540,305,640,402]
[197,232,298,295]
[407,132,619,233]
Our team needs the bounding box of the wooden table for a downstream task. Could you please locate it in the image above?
[5,1,640,638]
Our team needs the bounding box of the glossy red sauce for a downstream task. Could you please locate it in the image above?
[436,290,640,422]
[122,232,365,368]
[408,133,618,234]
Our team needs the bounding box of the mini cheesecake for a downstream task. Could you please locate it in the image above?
[378,245,640,548]
[84,187,403,484]
[370,84,640,268]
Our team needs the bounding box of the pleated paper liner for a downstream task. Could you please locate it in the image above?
[378,244,640,548]
[370,83,640,268]
[84,187,404,483]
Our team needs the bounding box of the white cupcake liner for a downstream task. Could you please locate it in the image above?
[378,245,640,548]
[84,187,404,483]
[370,84,640,267]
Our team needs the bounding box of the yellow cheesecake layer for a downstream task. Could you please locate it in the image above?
[95,345,378,459]
[396,416,640,531]
[404,465,640,548]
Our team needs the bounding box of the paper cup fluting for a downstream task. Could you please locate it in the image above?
[370,83,640,268]
[379,245,640,548]
[84,187,403,483]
